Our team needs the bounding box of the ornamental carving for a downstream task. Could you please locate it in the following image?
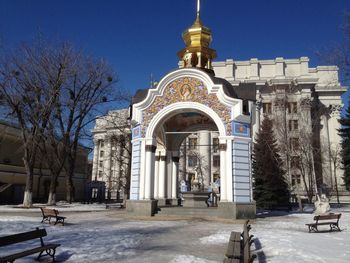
[329,104,342,117]
[141,77,231,136]
[300,98,312,108]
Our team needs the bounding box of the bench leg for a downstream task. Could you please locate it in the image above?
[308,225,318,233]
[330,223,341,232]
[37,247,57,261]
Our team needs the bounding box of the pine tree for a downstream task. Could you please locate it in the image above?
[252,116,290,209]
[339,100,350,190]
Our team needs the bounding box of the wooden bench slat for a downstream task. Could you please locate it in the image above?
[0,244,60,261]
[223,257,241,263]
[0,228,60,262]
[225,231,241,258]
[0,229,47,247]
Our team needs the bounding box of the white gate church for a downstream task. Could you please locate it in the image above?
[126,1,256,219]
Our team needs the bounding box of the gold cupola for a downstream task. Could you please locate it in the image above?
[177,0,217,69]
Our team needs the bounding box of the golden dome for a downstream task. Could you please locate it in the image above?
[177,1,217,69]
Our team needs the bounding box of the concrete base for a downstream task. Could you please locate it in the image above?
[218,201,256,219]
[182,192,209,208]
[126,199,158,216]
[235,202,256,219]
[157,199,167,206]
[170,198,179,206]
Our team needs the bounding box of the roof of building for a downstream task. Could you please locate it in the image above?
[131,68,258,105]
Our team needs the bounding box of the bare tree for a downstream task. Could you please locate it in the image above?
[329,143,342,205]
[39,121,66,205]
[0,41,66,207]
[53,50,124,203]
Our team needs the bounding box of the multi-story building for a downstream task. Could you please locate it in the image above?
[91,109,131,200]
[212,58,347,201]
[0,120,89,204]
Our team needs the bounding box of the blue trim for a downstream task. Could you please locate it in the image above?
[132,125,141,139]
[232,122,250,137]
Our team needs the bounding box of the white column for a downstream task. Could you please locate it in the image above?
[144,145,156,200]
[166,154,172,198]
[105,138,112,199]
[139,140,146,200]
[226,139,233,202]
[220,143,227,201]
[92,139,100,180]
[154,155,160,199]
[158,155,166,199]
[199,131,211,187]
[256,101,261,131]
[171,156,179,199]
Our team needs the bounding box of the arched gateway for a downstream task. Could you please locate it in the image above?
[126,2,256,219]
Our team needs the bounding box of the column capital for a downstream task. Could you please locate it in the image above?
[300,97,312,109]
[329,104,342,117]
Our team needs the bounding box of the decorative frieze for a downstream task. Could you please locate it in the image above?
[141,77,231,137]
[329,104,342,117]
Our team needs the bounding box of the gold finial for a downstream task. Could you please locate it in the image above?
[177,0,217,70]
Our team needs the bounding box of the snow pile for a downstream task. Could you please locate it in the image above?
[0,205,350,262]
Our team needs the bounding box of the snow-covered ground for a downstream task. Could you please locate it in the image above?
[0,204,349,262]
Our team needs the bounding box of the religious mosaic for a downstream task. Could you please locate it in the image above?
[141,77,232,136]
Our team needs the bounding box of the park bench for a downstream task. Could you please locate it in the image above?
[106,199,126,209]
[0,227,60,262]
[305,213,342,233]
[223,220,256,263]
[40,207,66,226]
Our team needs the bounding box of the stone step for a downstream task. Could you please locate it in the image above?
[155,206,220,217]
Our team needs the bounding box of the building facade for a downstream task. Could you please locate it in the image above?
[91,109,131,200]
[0,121,89,204]
[212,58,347,200]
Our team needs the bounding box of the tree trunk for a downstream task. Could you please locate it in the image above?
[334,165,340,205]
[66,174,75,203]
[47,174,58,205]
[22,159,34,207]
[23,190,32,207]
[47,192,56,206]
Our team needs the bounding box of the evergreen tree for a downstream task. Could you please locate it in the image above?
[252,116,290,209]
[339,101,350,190]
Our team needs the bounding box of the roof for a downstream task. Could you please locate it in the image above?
[131,68,257,105]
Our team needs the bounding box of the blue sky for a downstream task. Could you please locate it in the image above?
[1,0,350,104]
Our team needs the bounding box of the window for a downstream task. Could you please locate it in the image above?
[213,155,220,167]
[243,100,249,115]
[288,102,298,114]
[262,103,272,114]
[188,155,197,167]
[99,161,103,168]
[292,174,301,186]
[98,170,103,178]
[100,140,104,148]
[188,138,197,150]
[213,138,219,153]
[100,151,104,158]
[288,120,299,131]
[291,156,300,168]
